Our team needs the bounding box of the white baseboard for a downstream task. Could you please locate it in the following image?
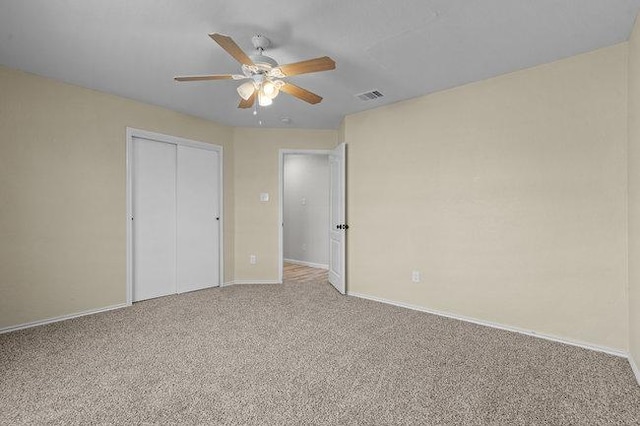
[0,302,130,335]
[630,354,640,386]
[224,280,282,285]
[347,291,626,358]
[284,258,329,270]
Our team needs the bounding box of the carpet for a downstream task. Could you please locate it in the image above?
[1,278,639,425]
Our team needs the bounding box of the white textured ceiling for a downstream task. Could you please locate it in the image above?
[1,1,639,129]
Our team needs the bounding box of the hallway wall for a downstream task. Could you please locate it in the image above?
[284,154,330,268]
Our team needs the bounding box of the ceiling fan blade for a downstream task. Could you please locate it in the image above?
[174,74,235,82]
[280,82,323,104]
[276,56,335,77]
[209,33,254,66]
[238,92,256,109]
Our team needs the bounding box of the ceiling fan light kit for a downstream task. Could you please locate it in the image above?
[174,33,336,111]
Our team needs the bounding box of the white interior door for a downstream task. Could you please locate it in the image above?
[329,143,346,294]
[132,137,177,302]
[177,145,220,293]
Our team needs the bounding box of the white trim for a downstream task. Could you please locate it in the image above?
[278,149,333,284]
[0,303,129,334]
[225,280,282,285]
[126,128,133,305]
[347,291,627,358]
[283,258,329,270]
[126,127,224,304]
[126,128,221,151]
[630,354,640,386]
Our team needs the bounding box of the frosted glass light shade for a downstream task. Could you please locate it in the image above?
[258,90,273,106]
[262,81,279,99]
[237,81,256,100]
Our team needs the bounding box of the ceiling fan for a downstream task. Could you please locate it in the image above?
[174,33,336,109]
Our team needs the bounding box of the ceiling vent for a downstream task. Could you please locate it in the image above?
[355,90,384,101]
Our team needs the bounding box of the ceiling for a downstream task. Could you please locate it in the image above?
[1,1,640,129]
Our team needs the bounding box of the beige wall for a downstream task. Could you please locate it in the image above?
[338,119,346,143]
[344,44,629,351]
[0,66,234,328]
[232,128,337,282]
[629,16,640,368]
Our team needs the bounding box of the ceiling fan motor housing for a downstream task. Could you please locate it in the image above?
[250,35,278,71]
[250,53,278,70]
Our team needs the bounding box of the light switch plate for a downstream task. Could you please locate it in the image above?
[260,193,269,202]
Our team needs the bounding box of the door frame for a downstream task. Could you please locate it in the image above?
[126,127,224,304]
[278,149,333,284]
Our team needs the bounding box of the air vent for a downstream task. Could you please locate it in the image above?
[355,90,384,101]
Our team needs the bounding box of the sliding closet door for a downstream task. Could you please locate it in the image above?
[176,145,220,293]
[132,138,177,302]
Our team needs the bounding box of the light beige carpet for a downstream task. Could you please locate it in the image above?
[1,278,639,425]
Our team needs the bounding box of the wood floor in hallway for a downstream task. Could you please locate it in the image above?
[283,262,328,282]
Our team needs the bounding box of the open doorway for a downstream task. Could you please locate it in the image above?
[280,151,331,283]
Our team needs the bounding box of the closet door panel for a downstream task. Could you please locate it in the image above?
[132,138,177,301]
[177,146,220,292]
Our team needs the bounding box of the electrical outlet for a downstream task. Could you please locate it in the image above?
[412,271,421,283]
[250,255,257,265]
